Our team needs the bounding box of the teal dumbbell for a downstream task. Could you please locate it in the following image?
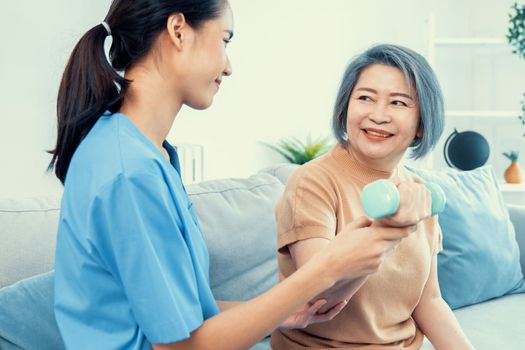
[361,179,446,220]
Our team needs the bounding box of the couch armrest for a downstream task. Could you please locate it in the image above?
[508,204,525,275]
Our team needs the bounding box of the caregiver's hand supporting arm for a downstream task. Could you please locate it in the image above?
[412,254,474,350]
[216,299,348,330]
[153,217,413,350]
[290,237,369,314]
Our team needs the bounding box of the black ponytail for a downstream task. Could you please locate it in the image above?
[48,24,125,184]
[48,0,226,184]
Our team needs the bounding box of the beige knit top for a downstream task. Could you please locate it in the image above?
[271,144,442,350]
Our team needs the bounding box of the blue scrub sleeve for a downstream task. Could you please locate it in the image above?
[88,171,205,344]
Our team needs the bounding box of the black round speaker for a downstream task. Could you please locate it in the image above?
[443,129,490,170]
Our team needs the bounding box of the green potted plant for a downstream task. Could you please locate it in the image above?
[265,135,332,165]
[503,151,523,183]
[519,92,525,137]
[507,2,525,136]
[508,3,525,59]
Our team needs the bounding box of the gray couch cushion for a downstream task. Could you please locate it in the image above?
[259,163,299,185]
[0,271,63,350]
[508,204,525,274]
[187,172,283,301]
[454,293,525,349]
[0,173,284,350]
[0,197,60,288]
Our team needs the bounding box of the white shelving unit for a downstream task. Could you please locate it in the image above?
[500,183,525,192]
[427,13,519,121]
[434,37,507,46]
[499,182,525,205]
[427,13,525,203]
[174,143,204,184]
[445,110,520,118]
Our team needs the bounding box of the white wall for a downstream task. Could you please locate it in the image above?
[0,0,110,197]
[1,0,524,197]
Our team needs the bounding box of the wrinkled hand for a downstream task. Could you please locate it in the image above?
[377,177,432,228]
[278,299,348,330]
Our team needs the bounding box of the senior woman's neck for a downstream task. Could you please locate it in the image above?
[345,145,400,177]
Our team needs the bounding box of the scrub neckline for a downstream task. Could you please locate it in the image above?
[103,111,180,173]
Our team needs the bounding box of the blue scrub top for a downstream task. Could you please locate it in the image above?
[54,112,219,349]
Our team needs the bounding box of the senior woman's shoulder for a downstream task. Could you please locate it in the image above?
[286,149,339,188]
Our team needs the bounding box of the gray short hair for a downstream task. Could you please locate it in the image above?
[332,44,444,160]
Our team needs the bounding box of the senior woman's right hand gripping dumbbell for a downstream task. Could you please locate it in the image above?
[361,179,446,220]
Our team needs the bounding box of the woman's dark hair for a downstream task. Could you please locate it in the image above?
[48,0,226,184]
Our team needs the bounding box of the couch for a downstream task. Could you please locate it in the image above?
[1,164,524,349]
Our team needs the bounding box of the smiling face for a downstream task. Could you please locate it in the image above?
[173,2,234,110]
[346,64,422,171]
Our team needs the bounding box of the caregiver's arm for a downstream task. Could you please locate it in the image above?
[217,299,348,330]
[412,253,474,350]
[216,263,349,325]
[152,218,412,350]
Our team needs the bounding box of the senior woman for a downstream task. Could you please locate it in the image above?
[271,44,474,350]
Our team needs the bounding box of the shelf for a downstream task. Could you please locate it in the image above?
[445,110,520,118]
[499,182,525,192]
[426,13,521,174]
[434,37,508,46]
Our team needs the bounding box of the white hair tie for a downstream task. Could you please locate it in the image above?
[101,21,112,37]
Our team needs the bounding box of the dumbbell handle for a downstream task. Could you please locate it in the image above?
[361,179,446,220]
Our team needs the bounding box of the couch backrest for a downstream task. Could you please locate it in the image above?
[1,163,524,292]
[508,204,525,274]
[0,173,287,302]
[0,197,60,288]
[187,172,284,301]
[259,163,300,186]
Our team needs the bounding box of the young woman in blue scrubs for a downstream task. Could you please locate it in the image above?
[48,1,416,349]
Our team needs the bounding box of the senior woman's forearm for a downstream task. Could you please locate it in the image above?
[413,297,474,350]
[289,237,365,312]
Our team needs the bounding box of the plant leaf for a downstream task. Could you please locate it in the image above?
[263,135,334,165]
